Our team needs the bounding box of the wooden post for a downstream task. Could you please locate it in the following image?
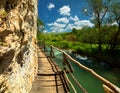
[43,44,47,52]
[50,46,54,58]
[63,53,73,73]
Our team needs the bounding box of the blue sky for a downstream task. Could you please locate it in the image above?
[38,0,93,32]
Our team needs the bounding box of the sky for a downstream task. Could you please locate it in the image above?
[38,0,94,32]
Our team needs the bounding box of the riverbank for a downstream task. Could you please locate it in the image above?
[70,49,120,68]
[45,41,120,68]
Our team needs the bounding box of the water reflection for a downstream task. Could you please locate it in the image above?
[68,51,120,87]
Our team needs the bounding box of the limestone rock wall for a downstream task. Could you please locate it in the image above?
[0,0,38,92]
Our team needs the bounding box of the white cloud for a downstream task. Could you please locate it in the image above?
[70,15,79,21]
[59,5,71,16]
[65,20,94,30]
[74,20,94,29]
[48,22,66,32]
[66,24,73,30]
[47,15,94,32]
[56,17,69,23]
[48,3,55,10]
[51,27,65,32]
[43,30,47,33]
[48,22,66,28]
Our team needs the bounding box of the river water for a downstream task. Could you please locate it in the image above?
[50,49,120,93]
[69,53,120,93]
[43,45,120,92]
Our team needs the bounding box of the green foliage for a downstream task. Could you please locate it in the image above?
[39,26,119,47]
[85,0,112,53]
[37,18,44,26]
[109,0,120,24]
[0,8,8,18]
[37,18,44,40]
[59,41,69,48]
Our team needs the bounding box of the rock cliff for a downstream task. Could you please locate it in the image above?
[0,0,38,92]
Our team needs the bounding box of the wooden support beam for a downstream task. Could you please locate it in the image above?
[103,84,115,93]
[63,53,74,73]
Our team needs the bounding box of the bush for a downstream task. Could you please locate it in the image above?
[59,41,69,49]
[72,46,84,53]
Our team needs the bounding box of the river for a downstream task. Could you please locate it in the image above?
[51,49,120,93]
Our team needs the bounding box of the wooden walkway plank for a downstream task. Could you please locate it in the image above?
[30,48,67,93]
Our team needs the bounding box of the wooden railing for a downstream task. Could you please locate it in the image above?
[41,44,120,93]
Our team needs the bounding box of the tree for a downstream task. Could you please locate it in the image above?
[85,0,111,54]
[107,0,120,51]
[37,18,44,32]
[37,18,44,40]
[70,28,79,41]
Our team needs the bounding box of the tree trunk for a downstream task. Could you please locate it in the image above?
[98,22,102,54]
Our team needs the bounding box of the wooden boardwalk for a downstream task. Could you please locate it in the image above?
[30,48,69,93]
[29,45,120,93]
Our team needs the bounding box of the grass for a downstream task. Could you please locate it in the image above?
[45,40,99,54]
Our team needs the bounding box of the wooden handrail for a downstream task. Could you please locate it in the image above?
[66,67,88,93]
[64,71,77,93]
[50,45,120,93]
